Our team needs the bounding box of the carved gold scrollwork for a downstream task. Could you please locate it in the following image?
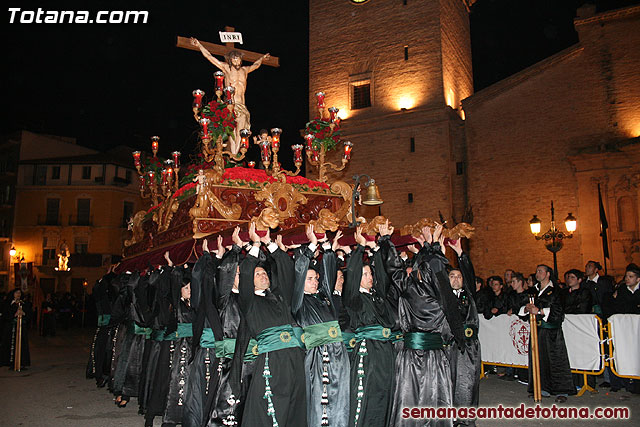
[189,169,242,221]
[125,210,147,247]
[361,216,390,235]
[309,209,340,233]
[154,197,180,233]
[329,180,354,225]
[400,217,475,239]
[250,182,307,229]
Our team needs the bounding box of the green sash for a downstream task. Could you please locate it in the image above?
[255,324,304,355]
[200,328,217,348]
[403,331,444,350]
[152,329,166,341]
[391,330,404,343]
[97,314,111,326]
[164,322,193,340]
[538,320,561,329]
[134,324,152,338]
[302,320,343,349]
[355,324,393,342]
[343,332,356,352]
[245,338,259,361]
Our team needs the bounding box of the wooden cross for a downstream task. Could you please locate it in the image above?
[177,26,279,67]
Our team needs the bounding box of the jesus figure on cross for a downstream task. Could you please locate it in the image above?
[190,37,270,154]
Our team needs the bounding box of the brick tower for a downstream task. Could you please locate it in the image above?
[309,0,474,225]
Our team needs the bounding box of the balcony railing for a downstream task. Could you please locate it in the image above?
[68,215,93,226]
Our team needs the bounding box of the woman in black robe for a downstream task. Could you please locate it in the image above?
[109,272,137,407]
[518,265,575,402]
[233,224,307,427]
[163,264,196,425]
[293,226,350,427]
[387,224,459,427]
[141,264,175,427]
[86,270,118,387]
[0,288,31,369]
[183,237,226,427]
[343,225,395,427]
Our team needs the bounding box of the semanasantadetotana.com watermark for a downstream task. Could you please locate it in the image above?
[8,8,148,24]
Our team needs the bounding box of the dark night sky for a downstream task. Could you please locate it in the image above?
[3,0,637,164]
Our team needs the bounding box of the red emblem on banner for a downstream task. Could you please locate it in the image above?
[509,318,530,355]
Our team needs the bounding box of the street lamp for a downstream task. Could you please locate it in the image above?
[529,201,577,277]
[351,174,383,227]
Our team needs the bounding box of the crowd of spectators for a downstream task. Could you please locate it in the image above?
[476,261,640,393]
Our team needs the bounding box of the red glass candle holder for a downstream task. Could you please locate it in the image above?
[224,86,235,104]
[214,71,225,91]
[304,133,314,151]
[248,161,256,169]
[270,128,282,150]
[171,151,181,168]
[260,140,271,163]
[240,129,251,150]
[138,174,146,190]
[199,118,211,137]
[292,144,303,164]
[316,91,325,108]
[192,89,204,108]
[151,136,160,154]
[132,151,141,167]
[343,141,353,160]
[148,171,155,185]
[328,107,339,123]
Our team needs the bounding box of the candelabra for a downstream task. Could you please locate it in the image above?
[304,92,353,183]
[132,137,181,207]
[192,88,249,183]
[253,128,304,182]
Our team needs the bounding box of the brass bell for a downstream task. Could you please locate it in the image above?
[362,181,383,206]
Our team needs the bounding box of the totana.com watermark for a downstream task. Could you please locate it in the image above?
[8,7,148,24]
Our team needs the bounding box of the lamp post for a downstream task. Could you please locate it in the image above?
[529,201,577,278]
[351,174,383,227]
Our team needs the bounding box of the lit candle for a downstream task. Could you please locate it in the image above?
[148,171,155,184]
[304,133,314,151]
[292,144,303,164]
[199,118,211,137]
[132,151,141,167]
[214,71,225,91]
[240,129,251,150]
[343,140,353,160]
[192,89,205,108]
[316,91,325,108]
[270,128,282,150]
[151,136,160,154]
[138,174,145,190]
[161,169,168,185]
[224,86,235,104]
[328,107,339,123]
[248,161,256,168]
[260,140,271,163]
[166,168,173,184]
[172,151,181,167]
[311,149,319,162]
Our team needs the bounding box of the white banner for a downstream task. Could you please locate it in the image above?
[479,315,530,366]
[479,314,602,371]
[609,314,640,377]
[219,31,243,45]
[562,314,602,371]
